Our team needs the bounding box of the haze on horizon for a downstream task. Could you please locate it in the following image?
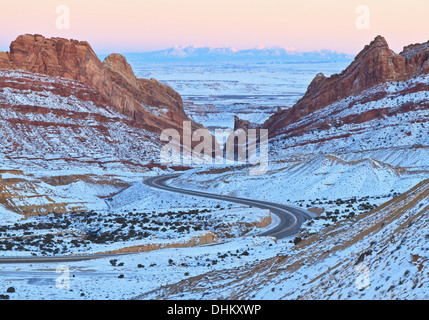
[0,0,428,56]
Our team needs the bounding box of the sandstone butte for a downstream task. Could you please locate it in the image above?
[0,34,203,136]
[261,35,429,136]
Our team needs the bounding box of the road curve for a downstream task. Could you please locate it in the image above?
[144,173,315,239]
[0,173,314,264]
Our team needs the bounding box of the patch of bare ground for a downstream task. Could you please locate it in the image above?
[195,164,251,176]
[0,179,77,216]
[96,231,218,255]
[40,174,131,188]
[213,212,272,238]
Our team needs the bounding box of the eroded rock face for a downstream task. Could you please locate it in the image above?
[103,53,187,120]
[234,116,252,131]
[0,34,199,134]
[263,36,429,135]
[103,53,140,91]
[139,78,187,119]
[7,35,108,91]
[0,52,10,68]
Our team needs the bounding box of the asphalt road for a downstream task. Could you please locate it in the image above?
[143,173,315,239]
[0,173,314,264]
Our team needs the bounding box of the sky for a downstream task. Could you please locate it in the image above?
[0,0,428,55]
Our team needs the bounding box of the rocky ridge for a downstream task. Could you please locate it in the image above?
[0,34,201,135]
[262,36,429,137]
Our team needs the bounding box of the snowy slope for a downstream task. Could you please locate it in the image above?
[139,179,429,300]
[0,69,162,171]
[269,76,429,168]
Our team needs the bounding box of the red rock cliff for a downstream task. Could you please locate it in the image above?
[0,34,201,134]
[263,36,429,136]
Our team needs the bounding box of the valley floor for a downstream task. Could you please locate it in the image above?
[0,154,427,299]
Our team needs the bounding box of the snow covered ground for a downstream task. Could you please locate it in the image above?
[0,55,427,301]
[0,166,277,257]
[0,236,283,300]
[0,167,284,300]
[0,166,284,300]
[167,151,428,237]
[139,179,429,300]
[0,69,162,168]
[270,78,429,166]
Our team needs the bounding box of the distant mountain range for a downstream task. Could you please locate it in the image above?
[99,45,354,62]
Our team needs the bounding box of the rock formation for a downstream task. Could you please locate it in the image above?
[0,34,201,134]
[263,36,429,136]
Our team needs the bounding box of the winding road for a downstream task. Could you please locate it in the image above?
[0,173,314,264]
[144,173,315,239]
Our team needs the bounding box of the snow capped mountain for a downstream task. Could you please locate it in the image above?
[114,45,353,62]
[166,45,239,57]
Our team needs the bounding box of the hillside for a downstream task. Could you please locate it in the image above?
[262,36,429,136]
[146,37,429,299]
[138,178,429,300]
[0,34,427,301]
[0,34,203,137]
[0,34,207,216]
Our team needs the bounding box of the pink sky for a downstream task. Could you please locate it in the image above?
[0,0,428,55]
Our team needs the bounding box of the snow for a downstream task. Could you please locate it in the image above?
[110,180,228,211]
[0,69,162,172]
[138,180,429,300]
[270,77,429,169]
[0,56,427,301]
[170,156,426,206]
[0,206,21,224]
[128,60,351,129]
[0,235,283,300]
